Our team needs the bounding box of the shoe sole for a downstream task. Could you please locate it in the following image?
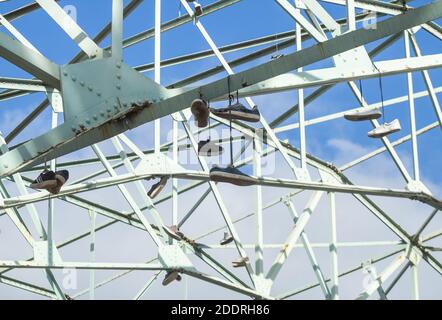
[344,113,382,121]
[30,180,58,190]
[210,171,256,186]
[148,180,167,199]
[163,226,184,241]
[162,272,179,286]
[220,237,234,246]
[211,110,260,123]
[368,127,401,138]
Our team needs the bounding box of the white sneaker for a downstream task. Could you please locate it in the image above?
[232,256,249,268]
[344,108,382,121]
[367,119,401,138]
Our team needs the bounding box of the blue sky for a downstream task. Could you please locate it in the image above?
[0,0,441,299]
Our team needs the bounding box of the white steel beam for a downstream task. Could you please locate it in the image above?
[36,0,103,58]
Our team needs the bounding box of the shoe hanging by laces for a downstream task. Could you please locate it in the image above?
[227,75,234,167]
[373,63,386,124]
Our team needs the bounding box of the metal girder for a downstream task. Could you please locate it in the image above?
[1,1,440,177]
[3,0,144,144]
[2,168,440,210]
[356,252,407,300]
[0,31,60,88]
[230,54,442,98]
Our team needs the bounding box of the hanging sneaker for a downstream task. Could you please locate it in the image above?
[220,232,234,246]
[271,54,285,60]
[30,170,58,191]
[210,166,256,186]
[210,103,260,123]
[367,119,401,138]
[193,1,203,16]
[191,99,210,128]
[198,139,224,157]
[147,177,168,199]
[163,225,184,241]
[47,170,69,194]
[232,256,249,268]
[344,108,382,121]
[162,271,181,286]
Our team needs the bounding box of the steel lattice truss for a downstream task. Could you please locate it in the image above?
[0,0,441,300]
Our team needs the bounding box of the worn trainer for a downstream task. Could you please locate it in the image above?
[193,1,202,16]
[147,177,168,199]
[210,103,260,122]
[162,271,181,286]
[163,225,184,241]
[30,170,58,191]
[344,108,382,121]
[47,170,70,194]
[232,256,249,268]
[220,232,234,246]
[191,99,210,128]
[209,166,256,186]
[367,119,401,138]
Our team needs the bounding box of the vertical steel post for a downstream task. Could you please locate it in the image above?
[295,2,307,169]
[346,0,356,31]
[154,0,161,153]
[412,264,419,300]
[404,31,420,181]
[254,135,264,276]
[88,209,96,300]
[112,0,123,61]
[328,192,339,299]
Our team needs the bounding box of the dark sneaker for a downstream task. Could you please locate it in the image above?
[48,170,70,194]
[194,2,202,16]
[220,232,234,245]
[271,54,285,60]
[191,99,210,128]
[163,225,184,241]
[344,108,382,121]
[162,271,180,286]
[210,103,260,122]
[209,166,256,186]
[198,139,223,157]
[30,170,58,191]
[147,177,168,199]
[232,256,249,268]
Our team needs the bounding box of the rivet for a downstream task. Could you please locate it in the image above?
[116,85,121,90]
[71,76,77,82]
[80,81,85,86]
[86,118,91,124]
[117,74,122,79]
[88,86,93,92]
[97,92,102,97]
[63,71,68,76]
[100,111,105,117]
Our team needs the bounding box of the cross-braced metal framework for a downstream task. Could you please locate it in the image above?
[0,0,441,300]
